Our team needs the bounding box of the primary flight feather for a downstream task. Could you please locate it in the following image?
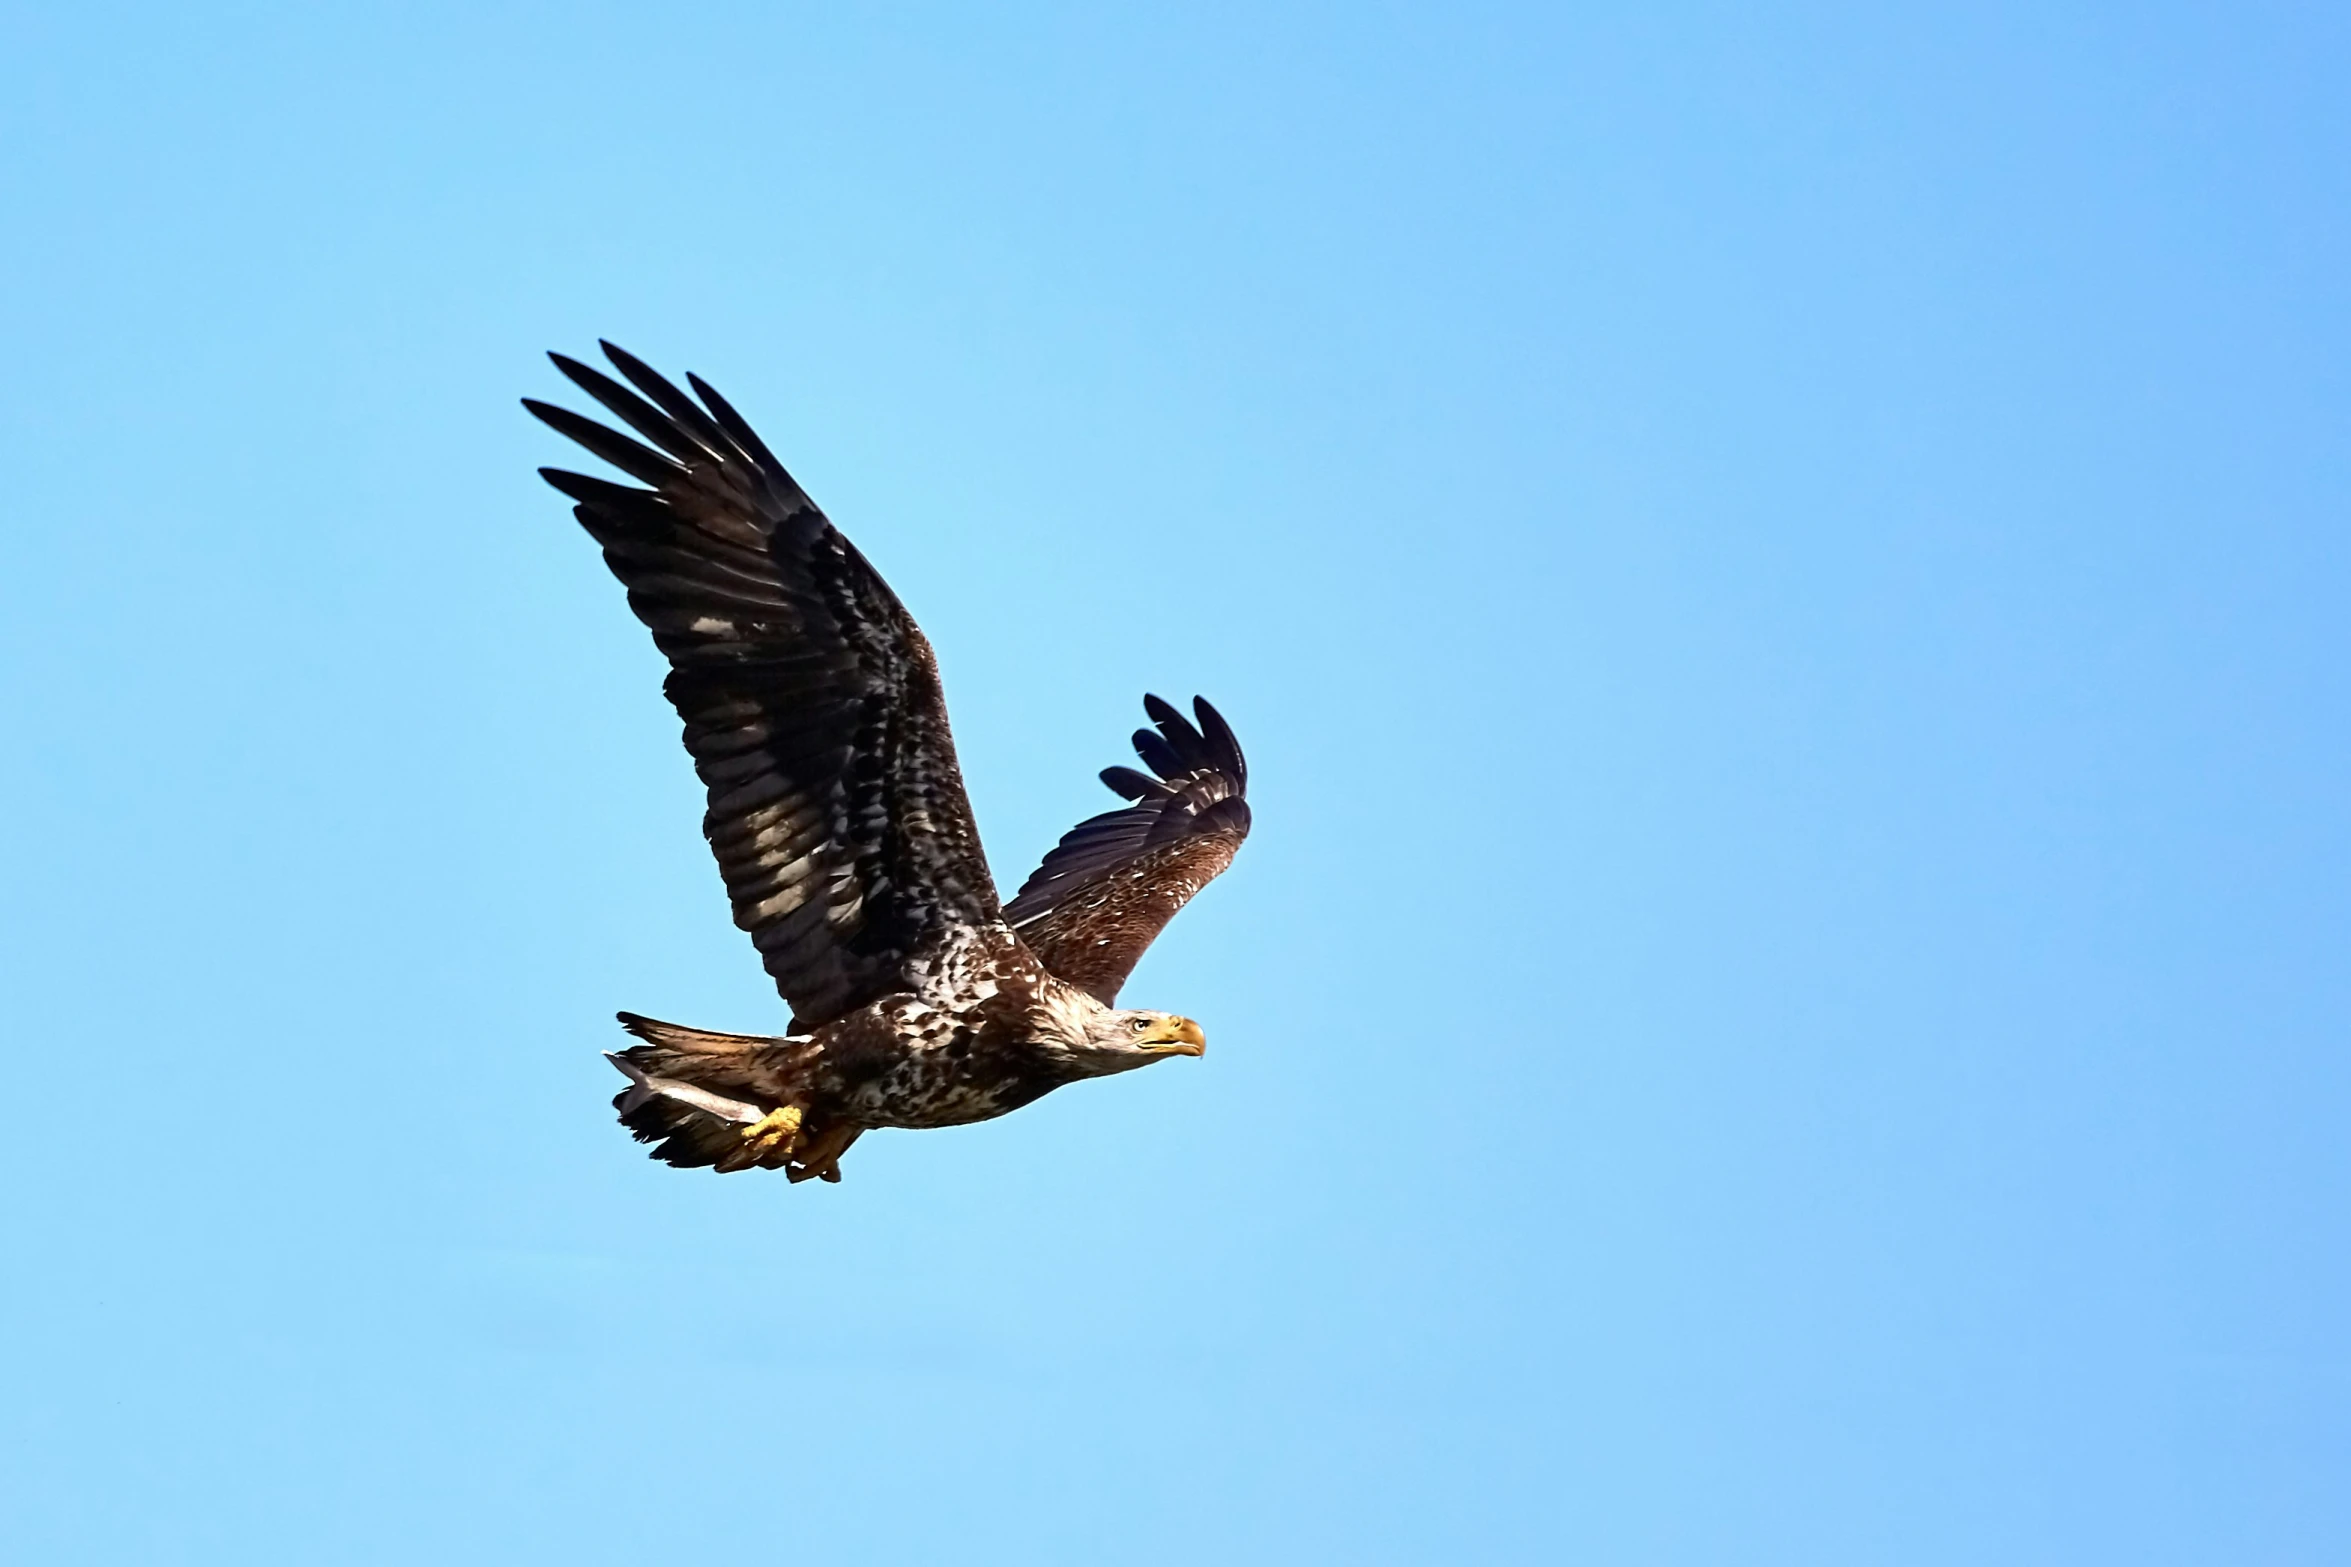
[527,343,1250,1181]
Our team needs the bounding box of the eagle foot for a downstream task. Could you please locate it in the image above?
[717,1104,803,1173]
[785,1122,863,1183]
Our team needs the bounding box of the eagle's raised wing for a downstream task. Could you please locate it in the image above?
[528,343,1000,1030]
[1004,695,1250,1004]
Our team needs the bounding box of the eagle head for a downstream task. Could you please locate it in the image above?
[1065,1007,1207,1075]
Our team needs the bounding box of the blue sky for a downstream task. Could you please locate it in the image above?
[3,3,2346,1562]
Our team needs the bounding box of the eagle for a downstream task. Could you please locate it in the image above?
[525,343,1251,1183]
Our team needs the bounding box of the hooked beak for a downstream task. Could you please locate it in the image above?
[1141,1017,1207,1057]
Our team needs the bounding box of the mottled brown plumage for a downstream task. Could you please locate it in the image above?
[1007,695,1251,1003]
[528,344,1249,1181]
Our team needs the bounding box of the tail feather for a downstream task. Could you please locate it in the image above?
[611,1087,765,1170]
[605,1051,763,1122]
[615,1010,772,1055]
[605,1011,818,1173]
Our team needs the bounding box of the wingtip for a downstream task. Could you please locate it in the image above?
[1100,764,1162,800]
[598,339,660,386]
[684,369,791,476]
[1192,696,1246,789]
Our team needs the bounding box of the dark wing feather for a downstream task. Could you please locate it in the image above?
[1005,695,1250,1003]
[530,343,1000,1028]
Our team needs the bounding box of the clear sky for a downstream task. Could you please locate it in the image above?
[3,3,2346,1562]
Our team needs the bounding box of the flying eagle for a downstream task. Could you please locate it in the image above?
[525,343,1250,1182]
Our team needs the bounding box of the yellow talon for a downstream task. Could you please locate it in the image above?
[717,1104,803,1172]
[744,1103,803,1151]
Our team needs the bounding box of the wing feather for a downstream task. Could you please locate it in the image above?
[1006,695,1250,1003]
[530,345,1001,1028]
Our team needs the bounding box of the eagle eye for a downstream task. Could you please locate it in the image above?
[1130,1017,1151,1033]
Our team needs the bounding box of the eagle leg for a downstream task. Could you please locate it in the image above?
[786,1122,864,1184]
[716,1104,803,1173]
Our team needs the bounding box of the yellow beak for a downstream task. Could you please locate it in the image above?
[1143,1017,1207,1056]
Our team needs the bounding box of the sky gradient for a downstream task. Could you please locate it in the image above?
[3,3,2347,1562]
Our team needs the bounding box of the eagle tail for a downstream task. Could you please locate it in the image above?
[605,1011,816,1173]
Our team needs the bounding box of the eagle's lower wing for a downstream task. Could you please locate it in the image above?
[1004,695,1250,1004]
[528,343,1000,1029]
